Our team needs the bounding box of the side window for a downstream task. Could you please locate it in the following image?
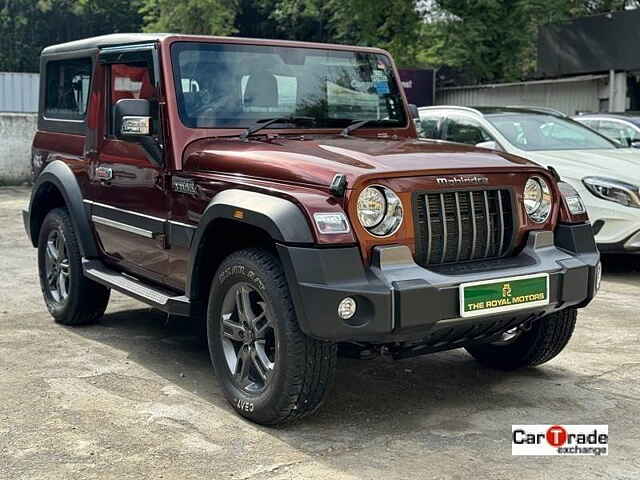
[598,120,634,146]
[579,119,597,129]
[443,117,492,145]
[111,63,156,103]
[109,62,156,135]
[418,114,442,139]
[44,58,92,120]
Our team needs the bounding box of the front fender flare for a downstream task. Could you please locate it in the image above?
[186,189,315,300]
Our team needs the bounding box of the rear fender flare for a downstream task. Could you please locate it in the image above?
[28,160,98,258]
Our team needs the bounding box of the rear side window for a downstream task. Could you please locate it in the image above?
[45,58,92,120]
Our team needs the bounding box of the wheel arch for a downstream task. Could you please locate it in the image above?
[186,189,315,303]
[28,161,99,258]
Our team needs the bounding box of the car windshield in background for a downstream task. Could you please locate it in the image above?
[171,42,407,130]
[486,113,617,151]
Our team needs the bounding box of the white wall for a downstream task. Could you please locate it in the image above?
[436,75,609,116]
[0,113,37,184]
[0,73,40,113]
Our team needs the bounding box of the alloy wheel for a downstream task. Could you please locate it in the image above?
[220,283,276,393]
[44,228,70,305]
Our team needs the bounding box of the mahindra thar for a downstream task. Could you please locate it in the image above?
[24,34,600,425]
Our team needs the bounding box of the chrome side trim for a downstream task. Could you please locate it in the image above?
[92,215,154,238]
[168,220,197,229]
[83,199,165,223]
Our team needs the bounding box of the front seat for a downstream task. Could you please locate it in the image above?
[244,72,278,110]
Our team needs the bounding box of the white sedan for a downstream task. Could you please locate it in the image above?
[418,106,640,253]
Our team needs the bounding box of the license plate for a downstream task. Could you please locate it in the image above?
[459,273,549,318]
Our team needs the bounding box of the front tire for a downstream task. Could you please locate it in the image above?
[207,248,337,425]
[465,309,577,370]
[37,208,110,325]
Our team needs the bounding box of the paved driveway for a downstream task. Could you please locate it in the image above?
[1,187,639,479]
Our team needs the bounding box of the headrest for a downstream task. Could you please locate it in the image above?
[244,72,278,109]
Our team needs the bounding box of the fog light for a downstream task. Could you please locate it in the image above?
[338,297,357,320]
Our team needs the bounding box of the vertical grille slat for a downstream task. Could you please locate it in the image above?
[483,191,491,258]
[425,194,433,265]
[439,193,448,263]
[469,191,477,260]
[497,191,505,255]
[415,188,514,266]
[454,192,463,262]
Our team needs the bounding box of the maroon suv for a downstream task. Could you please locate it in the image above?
[24,33,600,425]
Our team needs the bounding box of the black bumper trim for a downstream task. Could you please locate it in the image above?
[279,223,600,342]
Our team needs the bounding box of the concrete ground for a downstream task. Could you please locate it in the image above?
[1,186,639,480]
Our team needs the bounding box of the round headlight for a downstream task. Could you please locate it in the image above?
[357,186,403,237]
[524,177,552,223]
[357,187,386,228]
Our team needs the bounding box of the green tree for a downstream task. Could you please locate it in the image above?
[0,0,143,72]
[244,0,424,66]
[328,0,423,67]
[140,0,238,35]
[420,0,639,83]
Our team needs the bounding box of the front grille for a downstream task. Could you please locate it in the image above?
[414,189,514,266]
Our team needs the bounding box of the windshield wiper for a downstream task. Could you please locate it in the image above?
[239,116,314,141]
[340,119,380,137]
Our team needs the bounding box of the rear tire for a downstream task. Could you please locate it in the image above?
[37,208,110,325]
[465,309,577,370]
[207,248,337,425]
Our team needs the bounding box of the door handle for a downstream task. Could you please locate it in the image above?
[95,166,113,182]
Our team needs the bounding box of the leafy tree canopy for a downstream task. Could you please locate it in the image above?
[1,0,637,84]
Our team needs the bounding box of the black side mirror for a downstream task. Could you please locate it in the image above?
[408,104,419,120]
[114,98,152,139]
[113,98,163,166]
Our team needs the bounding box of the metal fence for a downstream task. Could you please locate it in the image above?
[0,72,40,113]
[436,74,609,116]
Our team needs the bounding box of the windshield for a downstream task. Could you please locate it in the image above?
[485,113,618,151]
[171,42,407,130]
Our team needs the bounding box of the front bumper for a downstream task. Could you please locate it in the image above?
[279,223,600,343]
[598,229,640,254]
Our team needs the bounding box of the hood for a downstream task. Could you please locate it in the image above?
[524,148,640,185]
[183,136,543,188]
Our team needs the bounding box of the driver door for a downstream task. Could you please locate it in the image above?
[90,46,169,283]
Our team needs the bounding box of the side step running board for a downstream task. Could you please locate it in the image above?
[82,259,190,316]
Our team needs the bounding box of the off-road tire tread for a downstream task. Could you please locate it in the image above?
[214,248,336,425]
[38,208,110,325]
[466,309,577,370]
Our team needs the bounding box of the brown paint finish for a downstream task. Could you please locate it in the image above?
[33,33,586,294]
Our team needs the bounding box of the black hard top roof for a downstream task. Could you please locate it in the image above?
[42,33,171,55]
[41,33,388,56]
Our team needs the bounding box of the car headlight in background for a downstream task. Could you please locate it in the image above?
[523,176,552,223]
[357,185,404,237]
[557,181,587,216]
[582,177,640,208]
